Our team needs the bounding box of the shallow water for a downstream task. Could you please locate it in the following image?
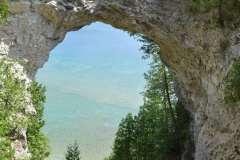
[36,22,150,160]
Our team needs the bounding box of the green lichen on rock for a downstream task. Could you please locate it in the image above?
[224,58,240,106]
[187,0,240,27]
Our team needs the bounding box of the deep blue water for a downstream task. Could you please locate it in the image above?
[36,22,150,160]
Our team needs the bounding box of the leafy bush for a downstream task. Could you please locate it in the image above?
[0,3,9,23]
[0,12,12,160]
[0,56,49,159]
[0,57,28,159]
[65,140,82,160]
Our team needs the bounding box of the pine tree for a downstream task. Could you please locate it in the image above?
[107,33,192,160]
[65,140,81,160]
[110,113,136,160]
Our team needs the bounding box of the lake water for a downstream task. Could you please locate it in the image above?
[36,22,150,160]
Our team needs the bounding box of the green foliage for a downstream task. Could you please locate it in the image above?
[186,0,213,14]
[107,34,192,160]
[223,58,240,106]
[128,32,159,59]
[219,39,230,51]
[0,3,9,23]
[0,139,15,160]
[187,0,240,26]
[65,140,82,160]
[109,113,136,160]
[0,56,49,159]
[186,2,199,14]
[27,79,50,160]
[0,57,28,159]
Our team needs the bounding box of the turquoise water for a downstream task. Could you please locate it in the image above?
[36,22,150,160]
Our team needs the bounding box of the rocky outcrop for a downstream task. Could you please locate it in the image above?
[1,0,240,159]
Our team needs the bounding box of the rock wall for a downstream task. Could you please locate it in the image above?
[1,0,240,159]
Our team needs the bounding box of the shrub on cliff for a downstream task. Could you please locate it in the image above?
[0,57,25,159]
[0,3,9,23]
[0,56,50,159]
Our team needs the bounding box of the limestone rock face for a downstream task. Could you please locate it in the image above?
[1,0,240,159]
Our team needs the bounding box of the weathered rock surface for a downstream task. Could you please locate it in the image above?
[1,0,240,159]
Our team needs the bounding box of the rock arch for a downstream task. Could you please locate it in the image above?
[1,0,240,159]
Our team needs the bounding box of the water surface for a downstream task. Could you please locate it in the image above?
[36,22,150,160]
